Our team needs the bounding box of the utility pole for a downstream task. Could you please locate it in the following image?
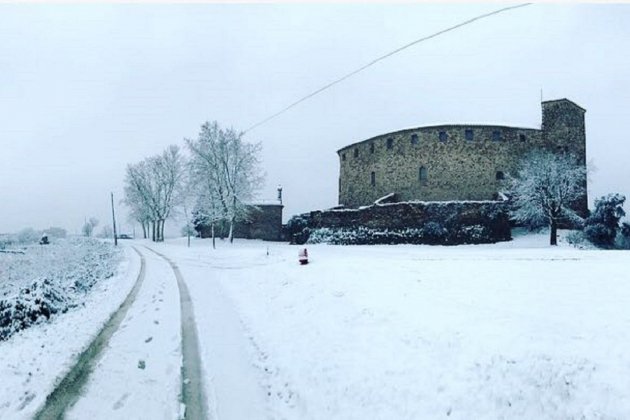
[111,192,118,246]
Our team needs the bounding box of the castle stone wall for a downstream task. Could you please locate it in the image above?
[338,99,587,215]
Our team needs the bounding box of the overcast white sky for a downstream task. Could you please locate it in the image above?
[1,3,629,235]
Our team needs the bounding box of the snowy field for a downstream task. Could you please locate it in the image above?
[148,231,630,419]
[0,238,123,340]
[0,231,629,419]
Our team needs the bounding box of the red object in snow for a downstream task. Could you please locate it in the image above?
[298,248,309,265]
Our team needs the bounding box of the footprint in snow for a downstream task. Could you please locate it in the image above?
[145,336,153,343]
[113,393,130,410]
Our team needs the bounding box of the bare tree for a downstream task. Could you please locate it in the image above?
[82,217,99,237]
[186,121,264,244]
[124,160,156,240]
[156,145,186,241]
[98,225,114,239]
[123,145,186,242]
[45,227,67,238]
[510,151,587,245]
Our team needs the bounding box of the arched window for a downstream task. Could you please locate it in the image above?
[370,171,376,187]
[519,133,527,142]
[496,171,505,180]
[370,142,375,154]
[342,153,346,161]
[386,137,394,149]
[419,166,428,185]
[354,148,359,158]
[411,134,418,145]
[492,130,502,142]
[439,131,448,142]
[465,129,474,141]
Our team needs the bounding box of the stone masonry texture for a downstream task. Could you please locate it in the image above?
[337,98,588,217]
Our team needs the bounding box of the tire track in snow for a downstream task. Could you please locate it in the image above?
[33,247,146,420]
[143,246,209,420]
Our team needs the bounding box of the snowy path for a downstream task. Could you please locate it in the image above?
[33,248,148,419]
[143,246,209,420]
[64,247,183,419]
[150,242,270,420]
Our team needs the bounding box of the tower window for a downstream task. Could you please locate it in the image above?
[419,166,428,185]
[370,171,376,187]
[496,171,505,180]
[492,130,502,142]
[386,137,394,149]
[439,131,448,142]
[354,148,359,158]
[411,134,418,145]
[370,142,375,154]
[465,129,474,141]
[519,133,527,142]
[342,153,346,161]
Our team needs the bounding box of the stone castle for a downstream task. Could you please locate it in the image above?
[337,98,588,216]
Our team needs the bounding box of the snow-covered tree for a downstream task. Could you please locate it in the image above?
[45,227,67,238]
[123,145,186,242]
[16,227,41,244]
[584,193,626,248]
[124,160,156,240]
[618,222,630,249]
[82,218,99,237]
[98,225,114,239]
[510,151,587,246]
[150,145,186,241]
[186,121,264,244]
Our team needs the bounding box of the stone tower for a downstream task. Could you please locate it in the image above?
[541,99,588,216]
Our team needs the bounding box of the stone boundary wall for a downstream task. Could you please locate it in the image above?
[287,200,511,245]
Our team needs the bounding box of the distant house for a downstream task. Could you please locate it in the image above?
[195,203,284,242]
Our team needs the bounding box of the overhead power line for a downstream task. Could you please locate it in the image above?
[244,3,532,134]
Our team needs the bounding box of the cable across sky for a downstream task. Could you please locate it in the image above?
[244,3,532,134]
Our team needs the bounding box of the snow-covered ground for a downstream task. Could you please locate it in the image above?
[1,231,629,419]
[0,238,123,340]
[66,249,182,420]
[0,245,139,419]
[150,231,630,419]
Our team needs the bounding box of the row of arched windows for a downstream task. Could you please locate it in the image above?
[341,130,530,161]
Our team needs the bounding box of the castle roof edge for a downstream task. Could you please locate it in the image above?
[337,124,541,154]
